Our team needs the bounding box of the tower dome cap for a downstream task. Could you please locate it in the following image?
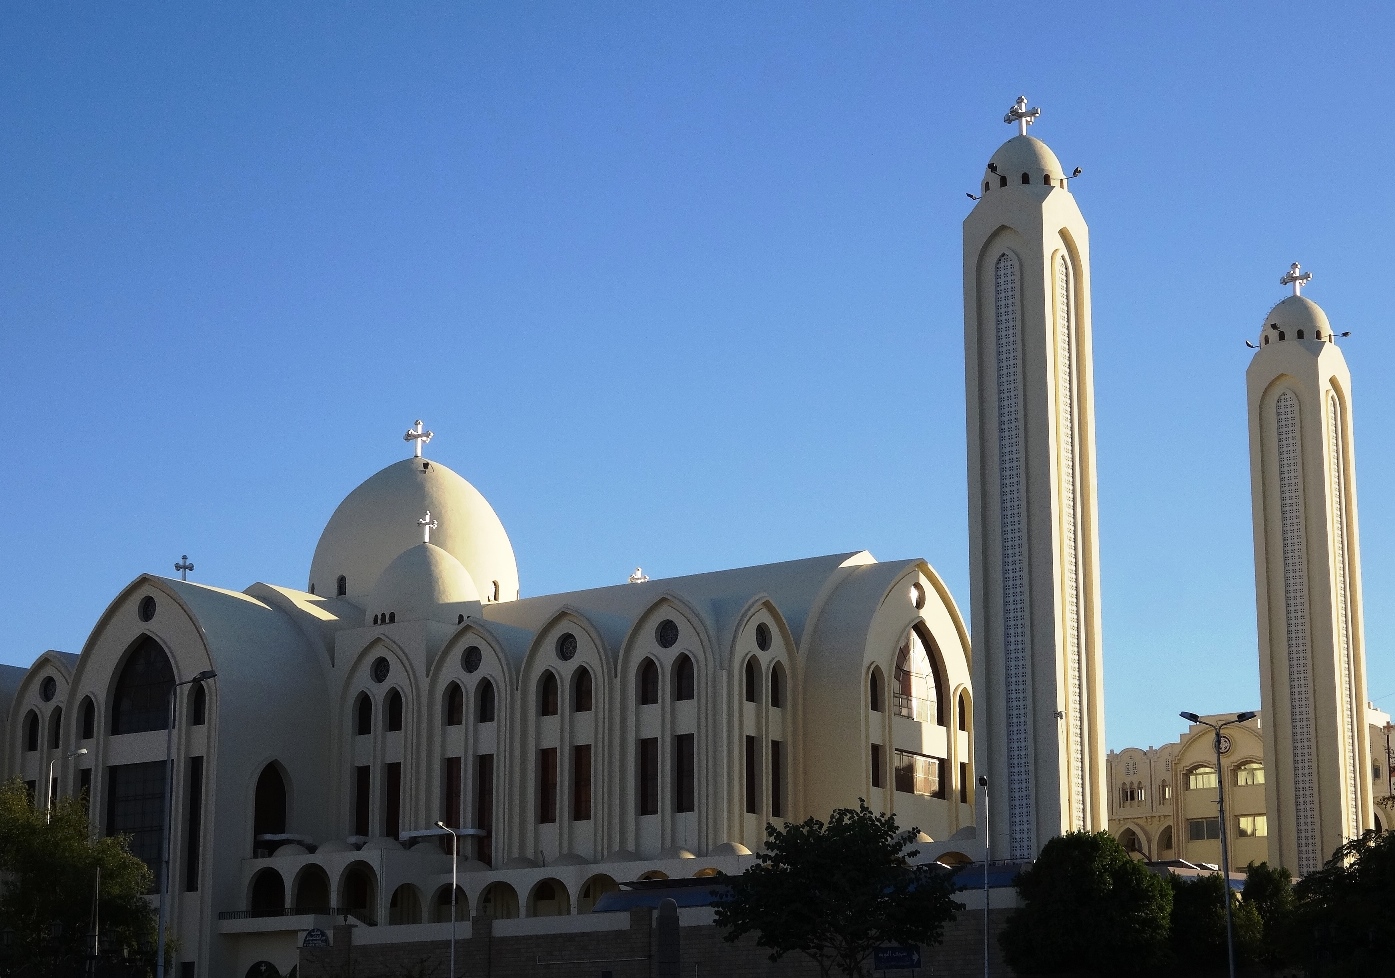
[985,135,1064,187]
[1258,295,1332,345]
[368,542,481,623]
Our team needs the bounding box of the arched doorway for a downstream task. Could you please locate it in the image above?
[433,885,469,922]
[293,865,331,913]
[245,964,281,978]
[249,869,285,916]
[339,863,377,925]
[528,878,570,917]
[388,884,424,925]
[577,874,618,914]
[478,881,519,919]
[1119,827,1146,859]
[253,764,288,856]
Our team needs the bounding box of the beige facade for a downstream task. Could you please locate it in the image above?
[1246,290,1373,875]
[963,118,1107,860]
[0,446,978,978]
[1108,707,1395,873]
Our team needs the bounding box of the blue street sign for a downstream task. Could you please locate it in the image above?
[874,945,922,970]
[301,927,330,948]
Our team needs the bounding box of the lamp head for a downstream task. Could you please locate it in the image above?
[977,775,988,787]
[1180,711,1200,723]
[1236,711,1257,722]
[435,820,448,831]
[71,748,88,758]
[1072,166,1083,177]
[193,670,217,683]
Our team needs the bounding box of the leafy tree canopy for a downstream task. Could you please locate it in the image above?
[1242,861,1296,975]
[713,800,960,978]
[999,831,1172,976]
[1167,872,1261,974]
[0,777,158,972]
[1292,829,1395,977]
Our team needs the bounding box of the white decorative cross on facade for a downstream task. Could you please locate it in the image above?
[175,555,194,581]
[1004,95,1041,136]
[1280,262,1313,296]
[403,420,434,458]
[418,511,439,543]
[628,567,649,584]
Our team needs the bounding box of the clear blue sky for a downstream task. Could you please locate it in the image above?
[2,3,1392,752]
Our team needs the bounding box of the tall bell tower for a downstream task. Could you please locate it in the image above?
[1246,265,1372,876]
[964,98,1107,859]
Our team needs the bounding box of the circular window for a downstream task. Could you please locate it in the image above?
[138,596,157,622]
[656,619,679,649]
[462,646,482,674]
[556,633,578,661]
[910,583,926,610]
[40,677,57,702]
[755,622,772,652]
[370,657,390,683]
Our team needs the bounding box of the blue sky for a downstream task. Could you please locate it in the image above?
[2,3,1392,752]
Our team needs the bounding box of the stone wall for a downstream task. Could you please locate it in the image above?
[298,905,1018,978]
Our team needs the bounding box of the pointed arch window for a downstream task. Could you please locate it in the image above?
[49,708,62,749]
[539,673,559,717]
[477,679,496,723]
[573,667,594,713]
[253,764,288,852]
[355,694,373,736]
[672,654,695,702]
[111,637,175,735]
[869,667,883,713]
[190,683,207,726]
[638,659,659,706]
[893,627,943,725]
[744,659,759,704]
[336,575,347,597]
[958,691,969,732]
[444,683,464,726]
[386,690,404,732]
[80,697,95,740]
[24,711,38,752]
[769,664,784,708]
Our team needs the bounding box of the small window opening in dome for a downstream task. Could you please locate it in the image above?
[999,175,1007,188]
[1270,323,1279,330]
[309,583,315,595]
[1042,173,1051,185]
[1297,330,1304,339]
[984,181,990,193]
[422,461,431,471]
[1020,172,1030,184]
[1278,331,1285,341]
[337,576,347,597]
[373,615,379,625]
[492,581,500,602]
[458,614,465,625]
[389,612,396,623]
[1263,335,1269,345]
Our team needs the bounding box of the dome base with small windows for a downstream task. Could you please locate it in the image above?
[1257,294,1334,345]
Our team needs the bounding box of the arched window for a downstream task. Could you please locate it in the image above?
[1296,330,1304,339]
[49,708,62,749]
[1187,765,1217,790]
[894,627,943,724]
[389,884,424,925]
[1020,172,1030,184]
[249,869,285,915]
[539,673,559,717]
[958,691,969,731]
[253,764,288,844]
[869,667,883,713]
[1042,173,1051,185]
[1235,761,1265,786]
[111,637,175,735]
[573,667,593,713]
[999,174,1007,188]
[638,659,659,706]
[24,711,38,752]
[386,689,403,732]
[769,664,784,708]
[477,679,496,723]
[744,659,759,704]
[672,655,694,702]
[295,866,331,913]
[336,575,347,597]
[444,683,464,726]
[1119,828,1142,854]
[1159,825,1174,850]
[340,864,377,921]
[355,694,372,736]
[80,697,95,740]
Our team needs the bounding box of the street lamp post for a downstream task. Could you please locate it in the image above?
[1179,710,1256,978]
[156,670,216,978]
[979,775,989,978]
[47,748,88,824]
[398,824,485,978]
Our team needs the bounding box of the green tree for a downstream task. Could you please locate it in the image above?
[1243,861,1295,975]
[0,776,158,973]
[713,800,960,978]
[1292,829,1395,977]
[999,831,1172,976]
[1167,872,1261,974]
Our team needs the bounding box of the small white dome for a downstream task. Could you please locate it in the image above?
[983,135,1065,190]
[1258,295,1333,345]
[310,457,519,603]
[368,543,481,624]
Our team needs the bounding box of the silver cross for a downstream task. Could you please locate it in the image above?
[1004,95,1041,136]
[403,420,434,458]
[1280,262,1313,296]
[418,511,439,544]
[175,555,194,581]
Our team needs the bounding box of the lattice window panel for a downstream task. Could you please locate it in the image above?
[1327,392,1361,841]
[1276,391,1319,875]
[995,251,1033,859]
[1056,255,1087,831]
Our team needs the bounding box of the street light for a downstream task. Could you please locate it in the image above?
[156,670,216,978]
[1179,710,1256,978]
[47,748,88,824]
[397,824,484,978]
[978,775,989,978]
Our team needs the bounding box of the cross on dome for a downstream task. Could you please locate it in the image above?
[418,511,439,543]
[1004,95,1041,136]
[175,555,194,581]
[1280,262,1313,296]
[403,420,434,458]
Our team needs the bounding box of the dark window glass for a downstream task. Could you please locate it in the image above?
[442,756,462,828]
[959,761,969,803]
[478,680,496,723]
[869,670,882,713]
[111,638,175,735]
[871,744,883,789]
[673,655,694,702]
[538,748,558,824]
[893,749,945,798]
[190,684,206,726]
[253,764,287,852]
[356,695,372,736]
[674,733,695,813]
[744,735,759,814]
[371,657,390,683]
[1187,817,1221,841]
[445,683,464,726]
[539,673,559,717]
[769,668,782,708]
[770,739,784,818]
[24,712,38,752]
[744,660,758,704]
[475,754,494,865]
[383,762,402,838]
[353,766,370,836]
[656,619,679,648]
[556,633,578,661]
[1020,172,1030,184]
[638,738,659,816]
[40,676,56,701]
[755,622,771,652]
[336,575,347,597]
[462,646,482,673]
[49,708,62,749]
[185,756,204,892]
[639,659,659,706]
[386,690,403,731]
[573,667,593,713]
[958,692,968,732]
[105,761,166,887]
[81,698,95,740]
[573,745,592,821]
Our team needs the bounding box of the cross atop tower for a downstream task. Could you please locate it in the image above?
[403,420,434,458]
[418,511,439,543]
[1280,262,1313,296]
[175,555,194,581]
[1004,95,1041,136]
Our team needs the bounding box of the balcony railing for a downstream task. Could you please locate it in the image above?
[218,906,376,927]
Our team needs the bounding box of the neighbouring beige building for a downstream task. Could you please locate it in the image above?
[1108,706,1394,873]
[963,97,1107,860]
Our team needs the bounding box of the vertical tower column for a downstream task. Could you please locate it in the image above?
[1246,270,1372,875]
[963,100,1107,859]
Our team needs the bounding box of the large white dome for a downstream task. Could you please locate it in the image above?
[309,457,519,603]
[368,543,482,624]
